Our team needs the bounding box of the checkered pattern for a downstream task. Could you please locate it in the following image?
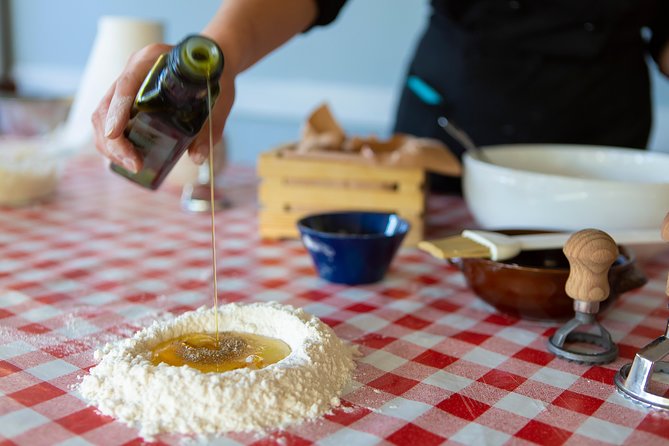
[1,155,668,445]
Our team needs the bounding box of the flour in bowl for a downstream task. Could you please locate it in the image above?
[77,302,357,440]
[0,139,61,207]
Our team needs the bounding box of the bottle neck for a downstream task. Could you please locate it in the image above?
[160,68,211,105]
[169,35,223,83]
[158,35,223,105]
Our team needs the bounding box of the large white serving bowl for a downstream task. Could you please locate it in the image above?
[462,144,669,231]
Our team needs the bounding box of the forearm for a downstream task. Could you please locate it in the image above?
[202,0,318,77]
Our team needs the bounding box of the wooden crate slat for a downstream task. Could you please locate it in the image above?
[257,145,428,246]
[259,181,424,213]
[258,151,425,183]
[259,176,424,193]
[259,201,421,215]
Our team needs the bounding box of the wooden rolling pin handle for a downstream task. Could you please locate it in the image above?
[563,229,619,303]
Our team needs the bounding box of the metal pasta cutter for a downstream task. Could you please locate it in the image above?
[614,212,669,410]
[615,319,669,410]
[547,229,619,364]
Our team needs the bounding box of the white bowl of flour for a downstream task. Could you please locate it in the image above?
[77,302,357,440]
[0,137,75,207]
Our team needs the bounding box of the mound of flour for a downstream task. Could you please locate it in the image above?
[77,302,356,439]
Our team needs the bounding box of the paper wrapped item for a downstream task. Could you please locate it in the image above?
[289,104,461,177]
[295,104,346,153]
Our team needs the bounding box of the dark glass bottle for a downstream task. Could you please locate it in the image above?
[110,34,224,190]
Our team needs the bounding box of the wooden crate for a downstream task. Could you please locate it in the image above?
[257,146,427,245]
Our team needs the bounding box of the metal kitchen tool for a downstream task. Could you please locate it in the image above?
[181,141,230,213]
[405,75,492,164]
[615,319,669,410]
[547,229,619,364]
[181,162,231,212]
[436,116,493,164]
[614,213,669,410]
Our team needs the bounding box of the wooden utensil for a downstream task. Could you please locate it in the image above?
[419,228,663,261]
[547,229,619,364]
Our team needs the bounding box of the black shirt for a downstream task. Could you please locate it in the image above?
[311,0,669,154]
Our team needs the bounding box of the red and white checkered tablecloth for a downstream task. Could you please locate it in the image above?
[1,155,668,446]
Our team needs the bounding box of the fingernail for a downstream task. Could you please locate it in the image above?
[104,115,116,137]
[122,157,138,173]
[191,151,207,165]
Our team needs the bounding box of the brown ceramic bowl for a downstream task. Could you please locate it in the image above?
[452,230,648,321]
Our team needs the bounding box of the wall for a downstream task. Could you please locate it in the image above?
[650,68,669,152]
[8,0,669,165]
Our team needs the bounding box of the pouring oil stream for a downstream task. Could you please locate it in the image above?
[206,76,219,342]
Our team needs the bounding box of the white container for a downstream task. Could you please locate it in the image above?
[60,16,164,151]
[462,144,669,231]
[0,137,75,207]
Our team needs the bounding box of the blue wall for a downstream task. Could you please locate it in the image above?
[11,0,426,88]
[9,0,669,163]
[10,0,428,163]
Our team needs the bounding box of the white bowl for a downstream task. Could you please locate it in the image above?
[0,137,75,207]
[463,144,669,231]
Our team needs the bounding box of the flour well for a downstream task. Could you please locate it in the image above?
[77,302,356,439]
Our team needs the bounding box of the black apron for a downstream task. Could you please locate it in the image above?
[394,0,658,192]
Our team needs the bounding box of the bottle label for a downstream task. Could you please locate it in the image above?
[119,114,182,188]
[128,114,178,158]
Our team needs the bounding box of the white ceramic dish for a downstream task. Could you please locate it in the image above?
[0,137,75,207]
[463,144,669,231]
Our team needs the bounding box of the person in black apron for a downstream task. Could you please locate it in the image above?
[315,0,669,192]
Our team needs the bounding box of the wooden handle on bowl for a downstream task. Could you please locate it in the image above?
[563,229,619,303]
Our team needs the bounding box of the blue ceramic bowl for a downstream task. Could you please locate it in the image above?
[297,211,410,285]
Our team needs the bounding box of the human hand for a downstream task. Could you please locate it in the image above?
[91,42,236,173]
[91,43,169,173]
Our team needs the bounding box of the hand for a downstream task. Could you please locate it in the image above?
[91,42,236,173]
[92,43,169,173]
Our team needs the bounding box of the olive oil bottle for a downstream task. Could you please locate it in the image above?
[111,34,224,189]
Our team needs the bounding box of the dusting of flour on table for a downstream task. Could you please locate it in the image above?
[77,302,357,440]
